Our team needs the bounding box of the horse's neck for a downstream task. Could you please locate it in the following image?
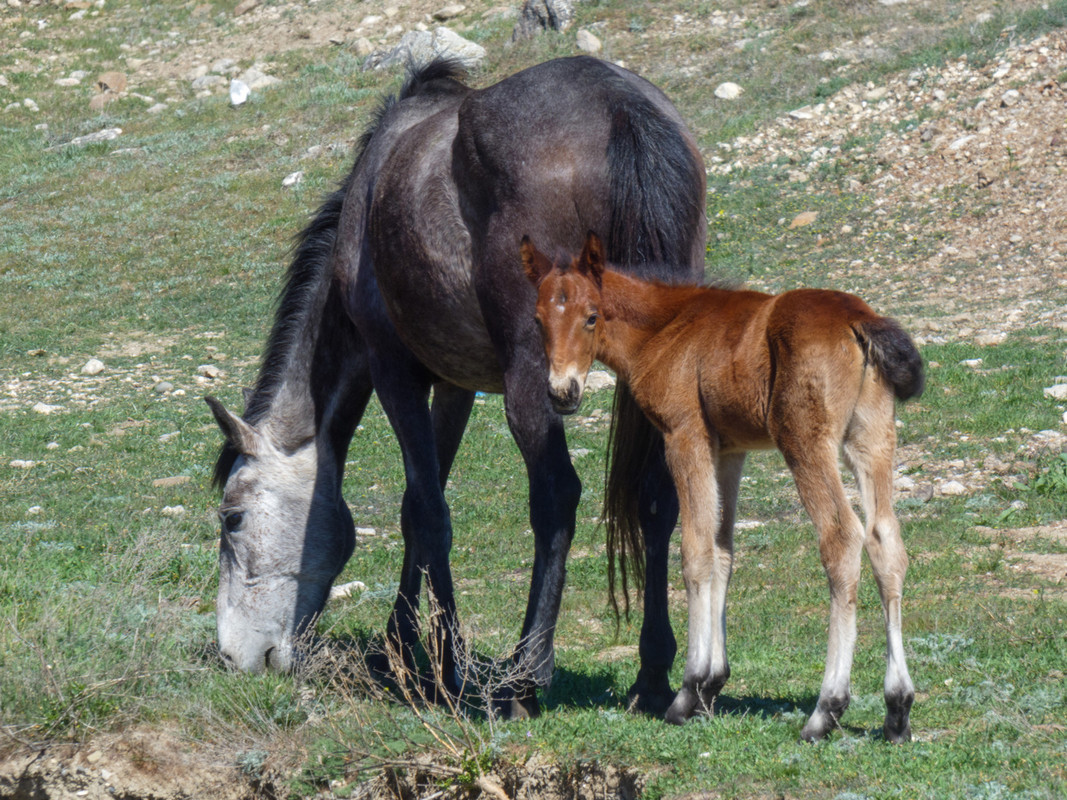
[596,270,704,380]
[255,279,365,478]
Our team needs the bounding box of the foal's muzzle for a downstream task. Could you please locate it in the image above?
[548,378,584,415]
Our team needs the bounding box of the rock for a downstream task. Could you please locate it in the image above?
[353,37,374,57]
[23,98,39,112]
[585,370,616,392]
[161,505,186,517]
[282,170,303,188]
[229,79,250,106]
[152,475,190,488]
[211,58,238,75]
[233,0,259,15]
[939,480,968,496]
[330,580,367,599]
[63,127,121,147]
[512,0,574,40]
[864,86,889,101]
[27,506,42,515]
[81,358,105,375]
[197,364,224,379]
[54,77,81,87]
[96,71,127,93]
[788,211,818,229]
[146,103,167,114]
[975,332,1006,346]
[236,67,281,91]
[9,460,36,469]
[376,28,486,70]
[191,74,226,90]
[714,82,743,100]
[154,381,174,394]
[184,65,209,82]
[575,29,601,53]
[788,106,814,120]
[32,402,63,414]
[433,4,466,20]
[1001,89,1021,107]
[158,431,180,444]
[960,358,983,368]
[1044,384,1067,401]
[89,93,117,111]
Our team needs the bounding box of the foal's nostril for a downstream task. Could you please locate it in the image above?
[264,646,275,670]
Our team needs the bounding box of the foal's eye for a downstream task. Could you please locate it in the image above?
[585,313,598,328]
[219,509,244,534]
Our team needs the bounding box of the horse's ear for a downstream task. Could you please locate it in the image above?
[205,395,259,456]
[242,387,255,412]
[520,235,552,286]
[579,230,606,286]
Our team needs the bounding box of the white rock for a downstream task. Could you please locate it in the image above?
[237,67,281,91]
[197,363,224,379]
[585,370,616,392]
[893,475,916,491]
[960,358,983,368]
[9,460,36,469]
[1043,384,1067,401]
[576,29,601,53]
[433,4,465,20]
[377,27,485,70]
[330,580,366,599]
[191,74,226,90]
[32,402,63,414]
[81,358,105,375]
[65,128,122,147]
[27,506,42,515]
[1001,89,1020,107]
[146,103,167,114]
[282,170,304,188]
[939,480,968,496]
[714,82,743,100]
[55,77,81,87]
[161,505,186,517]
[23,98,39,112]
[229,79,250,106]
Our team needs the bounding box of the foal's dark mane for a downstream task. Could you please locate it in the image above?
[212,59,470,488]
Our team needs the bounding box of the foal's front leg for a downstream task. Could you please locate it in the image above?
[664,434,734,725]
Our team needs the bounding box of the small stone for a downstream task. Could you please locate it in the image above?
[788,107,814,120]
[161,505,186,517]
[153,475,190,488]
[353,37,374,56]
[197,364,224,379]
[96,71,127,93]
[788,211,818,229]
[146,103,167,114]
[433,4,465,20]
[939,480,968,496]
[154,381,174,394]
[233,0,259,15]
[229,79,250,106]
[975,332,1006,347]
[575,29,601,53]
[960,358,983,368]
[158,431,181,444]
[81,358,105,375]
[86,751,103,765]
[1043,384,1067,401]
[714,82,743,100]
[585,370,616,392]
[32,402,63,414]
[46,442,59,450]
[23,98,39,112]
[9,460,36,469]
[1001,89,1021,107]
[55,77,81,87]
[864,86,889,101]
[893,475,916,491]
[64,128,122,148]
[191,74,226,90]
[27,506,43,515]
[282,170,303,188]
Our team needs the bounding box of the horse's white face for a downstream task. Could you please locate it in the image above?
[208,398,355,672]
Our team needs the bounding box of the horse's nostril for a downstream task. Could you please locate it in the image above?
[264,647,275,670]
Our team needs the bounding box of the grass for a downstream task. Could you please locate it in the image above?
[2,0,1067,797]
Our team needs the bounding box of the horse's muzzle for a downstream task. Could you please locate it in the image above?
[548,378,583,415]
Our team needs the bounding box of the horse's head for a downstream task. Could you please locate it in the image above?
[522,231,606,415]
[205,396,355,673]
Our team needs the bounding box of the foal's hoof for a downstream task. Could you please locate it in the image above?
[799,711,838,743]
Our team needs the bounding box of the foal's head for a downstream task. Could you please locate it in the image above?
[522,231,606,414]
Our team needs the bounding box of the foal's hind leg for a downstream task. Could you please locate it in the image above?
[782,437,866,742]
[844,385,914,743]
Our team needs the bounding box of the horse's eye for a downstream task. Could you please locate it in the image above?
[586,313,598,328]
[220,509,244,534]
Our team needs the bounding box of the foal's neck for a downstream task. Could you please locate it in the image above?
[596,270,705,381]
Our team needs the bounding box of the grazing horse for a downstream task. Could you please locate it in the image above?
[523,232,923,742]
[206,57,706,717]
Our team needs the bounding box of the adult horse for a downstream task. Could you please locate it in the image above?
[206,56,706,717]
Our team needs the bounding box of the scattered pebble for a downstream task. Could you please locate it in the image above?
[161,505,186,517]
[27,506,42,515]
[330,580,367,599]
[81,358,105,375]
[960,359,983,368]
[939,480,968,496]
[153,475,190,487]
[9,460,36,469]
[282,170,304,188]
[714,82,743,100]
[197,364,224,379]
[32,402,63,414]
[576,29,601,54]
[229,79,250,106]
[1043,384,1067,401]
[154,381,174,394]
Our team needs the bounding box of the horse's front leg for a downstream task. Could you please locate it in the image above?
[664,432,732,725]
[498,355,581,719]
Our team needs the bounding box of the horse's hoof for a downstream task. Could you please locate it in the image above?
[664,687,698,726]
[627,676,675,717]
[492,689,541,721]
[883,716,912,744]
[799,713,835,743]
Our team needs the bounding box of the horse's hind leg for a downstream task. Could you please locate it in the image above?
[844,384,914,743]
[782,436,866,742]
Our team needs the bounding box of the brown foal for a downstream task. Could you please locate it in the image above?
[523,232,923,742]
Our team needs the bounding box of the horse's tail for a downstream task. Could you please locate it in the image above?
[855,317,925,401]
[602,90,705,619]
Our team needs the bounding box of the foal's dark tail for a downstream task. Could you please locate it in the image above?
[602,89,705,619]
[856,317,925,401]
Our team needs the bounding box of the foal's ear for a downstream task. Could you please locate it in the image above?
[205,395,260,456]
[579,230,606,285]
[520,235,553,286]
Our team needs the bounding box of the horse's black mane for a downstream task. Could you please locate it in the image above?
[212,59,470,488]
